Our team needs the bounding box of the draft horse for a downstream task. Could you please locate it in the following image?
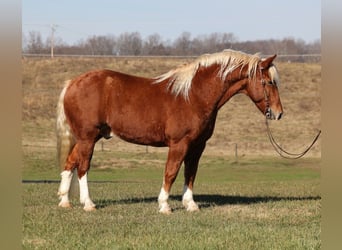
[57,49,283,213]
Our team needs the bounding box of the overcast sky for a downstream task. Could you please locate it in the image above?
[22,0,321,44]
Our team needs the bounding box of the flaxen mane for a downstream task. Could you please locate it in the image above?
[154,49,263,99]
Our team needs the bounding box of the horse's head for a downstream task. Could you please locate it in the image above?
[247,55,283,120]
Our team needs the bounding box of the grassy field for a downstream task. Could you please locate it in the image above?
[22,56,321,249]
[23,149,320,249]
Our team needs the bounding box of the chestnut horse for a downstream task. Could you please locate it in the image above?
[57,49,283,213]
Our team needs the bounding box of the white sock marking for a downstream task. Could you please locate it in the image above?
[158,187,171,214]
[79,172,96,210]
[182,185,199,212]
[58,170,73,207]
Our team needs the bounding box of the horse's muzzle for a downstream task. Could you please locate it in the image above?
[265,108,283,120]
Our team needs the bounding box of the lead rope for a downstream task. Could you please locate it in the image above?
[261,75,321,159]
[265,117,321,159]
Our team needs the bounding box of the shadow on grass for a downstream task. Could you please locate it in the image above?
[95,194,321,209]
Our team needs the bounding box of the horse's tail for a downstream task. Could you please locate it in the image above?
[56,80,75,171]
[56,81,79,197]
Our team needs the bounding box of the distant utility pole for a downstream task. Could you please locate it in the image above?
[50,24,57,58]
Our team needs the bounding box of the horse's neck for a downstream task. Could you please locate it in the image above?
[216,78,248,109]
[190,65,248,112]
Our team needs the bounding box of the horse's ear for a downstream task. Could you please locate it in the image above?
[260,54,277,69]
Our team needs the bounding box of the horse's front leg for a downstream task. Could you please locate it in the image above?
[182,142,206,212]
[158,142,189,214]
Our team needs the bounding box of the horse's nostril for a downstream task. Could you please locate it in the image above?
[277,112,283,120]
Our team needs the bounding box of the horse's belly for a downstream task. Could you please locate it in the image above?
[111,123,167,147]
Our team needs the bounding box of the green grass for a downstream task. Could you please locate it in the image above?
[23,184,320,249]
[22,148,320,249]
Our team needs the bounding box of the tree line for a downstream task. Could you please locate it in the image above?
[22,31,320,59]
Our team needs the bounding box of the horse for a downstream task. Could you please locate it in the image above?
[56,49,283,213]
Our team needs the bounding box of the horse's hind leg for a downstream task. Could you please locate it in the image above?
[58,140,96,211]
[58,144,79,208]
[58,171,74,208]
[182,142,206,212]
[76,140,96,211]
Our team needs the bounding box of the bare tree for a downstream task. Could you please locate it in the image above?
[25,31,46,53]
[117,32,142,55]
[22,29,320,60]
[143,33,166,55]
[173,32,192,55]
[220,32,237,50]
[306,39,321,54]
[83,35,116,55]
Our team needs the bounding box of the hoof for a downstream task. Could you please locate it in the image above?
[83,205,96,212]
[159,203,172,215]
[58,201,72,208]
[159,208,172,215]
[186,205,200,212]
[184,201,200,212]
